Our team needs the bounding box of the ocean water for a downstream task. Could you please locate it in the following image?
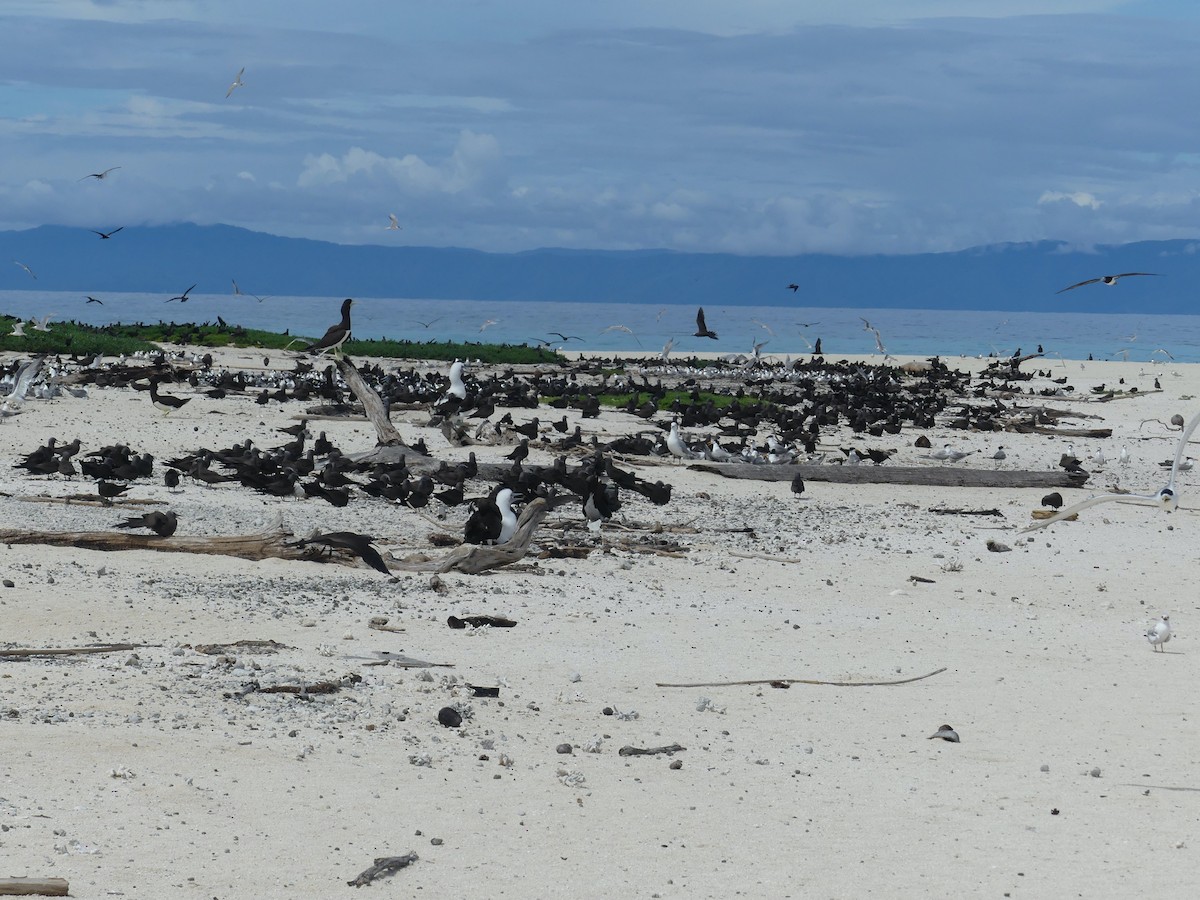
[1,290,1197,363]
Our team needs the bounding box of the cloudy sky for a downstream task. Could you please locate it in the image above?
[3,1,1199,255]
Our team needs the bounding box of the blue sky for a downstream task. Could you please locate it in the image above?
[2,1,1199,255]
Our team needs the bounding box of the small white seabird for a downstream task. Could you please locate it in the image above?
[496,488,518,544]
[1146,615,1171,652]
[666,422,695,462]
[387,214,401,230]
[446,360,467,400]
[226,66,245,98]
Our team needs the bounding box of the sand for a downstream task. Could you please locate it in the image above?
[1,349,1198,898]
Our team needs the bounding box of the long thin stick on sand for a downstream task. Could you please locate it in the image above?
[655,667,947,689]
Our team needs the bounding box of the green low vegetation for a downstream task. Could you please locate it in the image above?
[0,316,561,363]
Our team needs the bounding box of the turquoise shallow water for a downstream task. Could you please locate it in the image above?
[0,290,1194,362]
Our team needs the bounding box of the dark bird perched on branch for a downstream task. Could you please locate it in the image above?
[115,510,178,537]
[296,531,390,575]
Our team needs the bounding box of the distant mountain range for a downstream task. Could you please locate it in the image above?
[1,223,1196,314]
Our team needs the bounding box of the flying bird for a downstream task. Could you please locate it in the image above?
[413,317,441,329]
[601,324,642,347]
[693,307,718,340]
[387,214,402,230]
[79,167,120,181]
[166,284,196,303]
[31,315,53,332]
[8,321,25,336]
[479,319,498,333]
[1056,273,1161,294]
[787,283,799,292]
[547,332,582,342]
[85,296,103,305]
[1022,409,1200,531]
[13,260,35,279]
[90,227,124,240]
[226,66,245,98]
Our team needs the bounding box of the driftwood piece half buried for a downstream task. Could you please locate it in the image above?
[1006,424,1113,438]
[688,463,1087,488]
[0,524,360,569]
[0,877,69,896]
[390,498,548,574]
[656,667,947,688]
[348,853,419,888]
[0,643,145,659]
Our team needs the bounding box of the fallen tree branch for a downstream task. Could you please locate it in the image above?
[0,877,69,896]
[656,667,947,689]
[619,743,685,757]
[688,463,1087,488]
[0,643,145,659]
[348,853,419,888]
[336,358,404,446]
[927,507,1004,517]
[390,498,548,574]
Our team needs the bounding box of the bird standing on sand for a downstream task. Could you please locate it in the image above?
[299,298,353,357]
[1146,615,1171,652]
[1056,273,1161,294]
[116,511,178,537]
[148,378,191,414]
[226,66,245,98]
[693,307,718,340]
[928,724,960,743]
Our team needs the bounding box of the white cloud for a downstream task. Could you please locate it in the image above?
[1038,191,1103,209]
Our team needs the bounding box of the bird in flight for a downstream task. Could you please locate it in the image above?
[601,324,642,347]
[1056,272,1161,294]
[413,317,441,329]
[79,167,120,182]
[787,283,799,292]
[387,214,402,230]
[479,319,498,333]
[166,284,196,303]
[86,296,103,305]
[795,321,820,328]
[693,307,718,340]
[226,67,245,98]
[13,260,36,280]
[1022,409,1200,531]
[547,332,582,342]
[90,227,124,240]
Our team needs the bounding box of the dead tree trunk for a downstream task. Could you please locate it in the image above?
[336,358,404,446]
[391,498,548,574]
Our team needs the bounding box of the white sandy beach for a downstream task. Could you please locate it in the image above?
[2,348,1198,898]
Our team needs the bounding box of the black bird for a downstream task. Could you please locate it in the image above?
[1041,492,1064,509]
[79,167,120,181]
[790,473,805,497]
[582,477,620,531]
[694,307,718,340]
[513,418,540,440]
[90,227,124,240]
[787,283,799,292]
[96,480,129,502]
[505,439,530,464]
[85,296,103,305]
[116,510,178,537]
[300,298,353,357]
[149,378,190,414]
[1056,273,1161,294]
[297,531,390,575]
[164,469,181,491]
[547,332,582,342]
[166,284,196,303]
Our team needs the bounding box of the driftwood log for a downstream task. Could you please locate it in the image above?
[348,853,419,888]
[390,498,548,574]
[0,643,144,659]
[0,524,365,569]
[688,463,1088,488]
[335,358,404,446]
[657,667,948,688]
[1006,424,1113,438]
[0,878,69,897]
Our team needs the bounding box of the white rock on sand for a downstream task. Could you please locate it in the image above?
[0,348,1197,898]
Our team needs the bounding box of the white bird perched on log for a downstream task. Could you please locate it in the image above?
[1146,615,1171,652]
[1023,410,1200,531]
